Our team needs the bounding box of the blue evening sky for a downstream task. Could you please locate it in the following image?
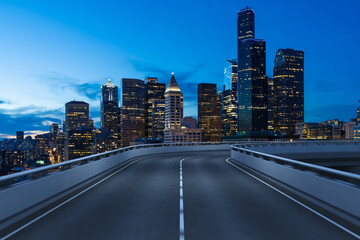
[0,0,359,138]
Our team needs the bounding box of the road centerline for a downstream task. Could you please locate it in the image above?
[179,158,188,240]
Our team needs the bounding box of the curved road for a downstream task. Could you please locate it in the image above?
[1,151,358,240]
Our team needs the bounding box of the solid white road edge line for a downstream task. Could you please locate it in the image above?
[1,159,141,240]
[179,158,188,240]
[226,158,360,240]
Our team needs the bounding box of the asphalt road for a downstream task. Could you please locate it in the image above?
[2,151,358,240]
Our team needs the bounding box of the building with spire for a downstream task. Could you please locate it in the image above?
[101,79,119,134]
[164,73,201,143]
[164,73,183,130]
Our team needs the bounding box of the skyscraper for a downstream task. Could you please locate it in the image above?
[144,77,165,138]
[100,78,119,149]
[237,8,267,133]
[164,73,201,143]
[152,99,165,139]
[164,73,183,130]
[198,83,221,142]
[16,131,24,150]
[221,59,238,137]
[101,79,119,134]
[64,101,91,160]
[65,101,89,132]
[273,49,304,135]
[267,77,274,131]
[221,89,238,137]
[121,78,145,146]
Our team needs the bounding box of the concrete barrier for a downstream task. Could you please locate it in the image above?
[231,148,360,227]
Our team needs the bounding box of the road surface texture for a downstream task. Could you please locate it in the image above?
[1,151,358,240]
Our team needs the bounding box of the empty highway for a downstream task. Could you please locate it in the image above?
[1,151,358,240]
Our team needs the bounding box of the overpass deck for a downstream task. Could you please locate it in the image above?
[1,151,358,240]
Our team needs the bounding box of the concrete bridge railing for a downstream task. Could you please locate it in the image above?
[0,142,233,230]
[231,143,360,227]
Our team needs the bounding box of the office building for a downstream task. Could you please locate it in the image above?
[273,49,304,135]
[121,78,145,147]
[101,79,119,134]
[182,116,197,129]
[267,77,274,131]
[164,73,201,143]
[64,101,91,160]
[144,77,166,138]
[221,89,238,137]
[345,122,356,139]
[164,73,183,130]
[16,131,24,150]
[295,122,340,140]
[198,83,221,142]
[164,128,202,143]
[152,99,165,139]
[66,128,93,160]
[64,101,89,132]
[101,78,119,149]
[237,8,267,133]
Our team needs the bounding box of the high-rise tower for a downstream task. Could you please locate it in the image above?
[64,101,92,160]
[101,79,119,134]
[121,78,145,146]
[237,8,268,133]
[65,101,89,132]
[198,83,221,142]
[164,73,183,130]
[273,49,304,135]
[144,77,166,138]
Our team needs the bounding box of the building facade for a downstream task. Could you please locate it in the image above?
[64,101,90,132]
[64,101,91,161]
[100,78,119,149]
[152,99,165,139]
[345,121,356,139]
[101,79,119,134]
[121,78,145,147]
[237,8,267,133]
[221,59,238,137]
[273,49,304,135]
[182,116,197,129]
[164,73,183,130]
[144,77,166,138]
[198,83,221,142]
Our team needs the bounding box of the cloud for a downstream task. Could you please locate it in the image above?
[0,99,10,104]
[75,83,102,100]
[0,106,64,136]
[38,72,103,101]
[306,104,358,122]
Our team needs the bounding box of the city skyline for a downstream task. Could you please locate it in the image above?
[1,0,360,138]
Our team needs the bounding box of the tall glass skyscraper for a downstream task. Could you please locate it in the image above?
[237,8,267,133]
[101,79,119,134]
[273,49,304,135]
[221,60,238,137]
[121,78,145,147]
